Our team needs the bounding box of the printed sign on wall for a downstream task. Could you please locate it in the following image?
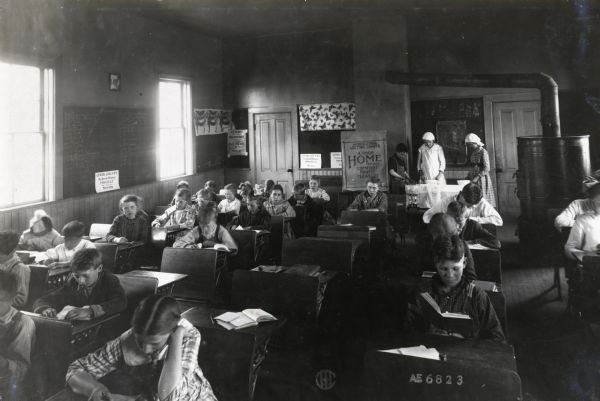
[300,154,322,169]
[227,129,248,157]
[330,152,342,169]
[341,131,388,191]
[193,109,232,135]
[95,170,120,193]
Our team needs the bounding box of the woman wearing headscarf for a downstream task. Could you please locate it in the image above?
[417,132,446,184]
[465,133,496,208]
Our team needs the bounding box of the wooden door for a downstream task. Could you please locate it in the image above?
[254,112,294,196]
[492,100,542,217]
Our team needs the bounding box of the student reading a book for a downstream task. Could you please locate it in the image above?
[66,295,216,401]
[423,183,503,226]
[33,248,126,321]
[446,201,501,249]
[169,180,190,206]
[0,231,30,309]
[263,185,296,218]
[0,270,35,401]
[218,183,242,215]
[173,203,238,254]
[197,180,220,204]
[43,221,96,268]
[105,194,150,245]
[415,213,477,281]
[152,188,197,238]
[347,177,388,213]
[229,197,271,230]
[288,183,319,237]
[17,210,64,252]
[238,181,254,205]
[409,235,504,342]
[193,188,214,209]
[554,170,600,230]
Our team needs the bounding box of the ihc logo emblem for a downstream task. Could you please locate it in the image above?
[315,369,336,390]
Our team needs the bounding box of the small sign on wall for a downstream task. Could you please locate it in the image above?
[227,129,248,157]
[95,170,120,193]
[300,153,322,169]
[330,152,342,169]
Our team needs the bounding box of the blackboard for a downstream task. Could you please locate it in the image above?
[196,134,226,172]
[411,98,484,167]
[63,106,156,198]
[298,130,341,169]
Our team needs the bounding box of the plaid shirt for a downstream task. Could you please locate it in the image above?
[66,318,216,401]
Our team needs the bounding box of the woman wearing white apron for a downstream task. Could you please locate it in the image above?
[417,132,446,184]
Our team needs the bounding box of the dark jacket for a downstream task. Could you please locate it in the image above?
[348,191,388,213]
[32,270,127,318]
[288,195,320,237]
[460,219,501,249]
[415,233,478,281]
[230,209,271,230]
[106,211,150,244]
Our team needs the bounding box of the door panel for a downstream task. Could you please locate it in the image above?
[493,100,541,217]
[254,113,293,196]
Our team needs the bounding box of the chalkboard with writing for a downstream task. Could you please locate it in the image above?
[63,106,156,198]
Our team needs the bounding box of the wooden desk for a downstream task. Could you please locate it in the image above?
[229,229,271,270]
[469,246,502,284]
[364,335,521,401]
[282,237,361,276]
[182,306,280,401]
[122,270,187,295]
[151,226,186,248]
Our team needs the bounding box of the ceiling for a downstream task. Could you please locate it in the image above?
[69,0,592,38]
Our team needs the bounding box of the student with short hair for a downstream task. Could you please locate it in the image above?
[238,181,254,205]
[564,183,600,262]
[347,177,388,212]
[169,181,190,206]
[288,183,319,237]
[66,295,216,401]
[218,184,242,215]
[17,210,63,251]
[263,185,296,218]
[0,231,30,309]
[106,194,150,244]
[554,170,600,230]
[152,188,197,237]
[306,176,330,203]
[32,248,127,321]
[193,188,214,208]
[173,203,238,253]
[446,201,500,249]
[199,180,220,204]
[230,197,271,230]
[423,182,503,226]
[43,221,96,269]
[410,234,504,342]
[0,270,35,400]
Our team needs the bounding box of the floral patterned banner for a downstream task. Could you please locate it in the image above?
[299,102,356,131]
[193,109,232,135]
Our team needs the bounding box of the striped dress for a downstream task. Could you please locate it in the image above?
[467,146,496,208]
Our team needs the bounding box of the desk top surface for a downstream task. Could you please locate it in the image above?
[71,312,120,335]
[123,270,187,287]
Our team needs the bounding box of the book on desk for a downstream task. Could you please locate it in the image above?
[214,309,277,330]
[418,293,475,337]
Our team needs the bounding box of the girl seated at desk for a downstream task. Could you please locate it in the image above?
[106,194,150,245]
[17,210,63,252]
[173,203,238,253]
[263,185,296,218]
[409,234,504,342]
[43,221,95,268]
[217,183,242,216]
[152,188,196,237]
[66,295,216,401]
[169,180,190,206]
[564,181,600,263]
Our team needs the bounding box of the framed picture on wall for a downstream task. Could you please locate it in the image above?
[435,120,467,166]
[109,73,121,91]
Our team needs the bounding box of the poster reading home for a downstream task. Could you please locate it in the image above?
[341,130,388,191]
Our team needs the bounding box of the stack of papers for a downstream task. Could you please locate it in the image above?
[380,345,440,360]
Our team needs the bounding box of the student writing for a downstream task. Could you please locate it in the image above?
[43,220,96,269]
[106,194,150,244]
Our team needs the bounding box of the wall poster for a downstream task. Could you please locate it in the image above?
[341,130,388,191]
[193,109,232,135]
[299,102,356,131]
[95,170,120,193]
[227,129,248,157]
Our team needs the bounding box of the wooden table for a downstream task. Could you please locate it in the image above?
[364,334,521,401]
[182,306,280,401]
[122,269,187,295]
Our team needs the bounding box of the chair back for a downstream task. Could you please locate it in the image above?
[228,229,258,270]
[471,248,502,284]
[282,237,354,275]
[94,242,119,273]
[340,210,388,239]
[161,247,218,302]
[269,216,285,264]
[26,265,50,312]
[111,275,158,335]
[89,223,112,240]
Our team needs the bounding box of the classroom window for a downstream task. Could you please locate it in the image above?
[158,78,192,180]
[0,62,54,209]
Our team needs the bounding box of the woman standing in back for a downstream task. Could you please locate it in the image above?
[465,133,496,208]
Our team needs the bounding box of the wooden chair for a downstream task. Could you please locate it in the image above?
[88,223,112,241]
[269,216,285,264]
[26,265,50,312]
[94,242,119,273]
[160,247,218,303]
[228,229,263,270]
[471,248,502,284]
[282,237,356,275]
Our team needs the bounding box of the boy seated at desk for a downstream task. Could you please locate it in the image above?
[106,194,150,245]
[173,203,238,254]
[152,188,196,238]
[347,176,388,213]
[263,184,296,218]
[218,183,242,216]
[42,221,96,269]
[446,201,501,249]
[193,180,220,205]
[0,271,35,400]
[169,180,190,206]
[288,183,319,237]
[229,196,271,231]
[554,170,600,230]
[66,295,216,401]
[423,183,503,227]
[408,234,504,342]
[17,210,63,252]
[0,231,30,309]
[32,248,127,321]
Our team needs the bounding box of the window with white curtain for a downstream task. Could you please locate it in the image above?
[158,78,192,180]
[0,62,54,209]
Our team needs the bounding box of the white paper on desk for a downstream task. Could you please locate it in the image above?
[56,305,90,320]
[380,345,440,360]
[34,252,49,263]
[467,243,491,250]
[368,226,376,231]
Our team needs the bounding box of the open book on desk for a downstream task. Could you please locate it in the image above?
[379,345,440,361]
[252,265,284,273]
[418,293,474,337]
[214,309,277,330]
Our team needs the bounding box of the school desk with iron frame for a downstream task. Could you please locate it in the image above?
[182,305,281,401]
[363,334,521,401]
[317,224,374,270]
[228,228,271,270]
[27,265,72,291]
[121,269,187,295]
